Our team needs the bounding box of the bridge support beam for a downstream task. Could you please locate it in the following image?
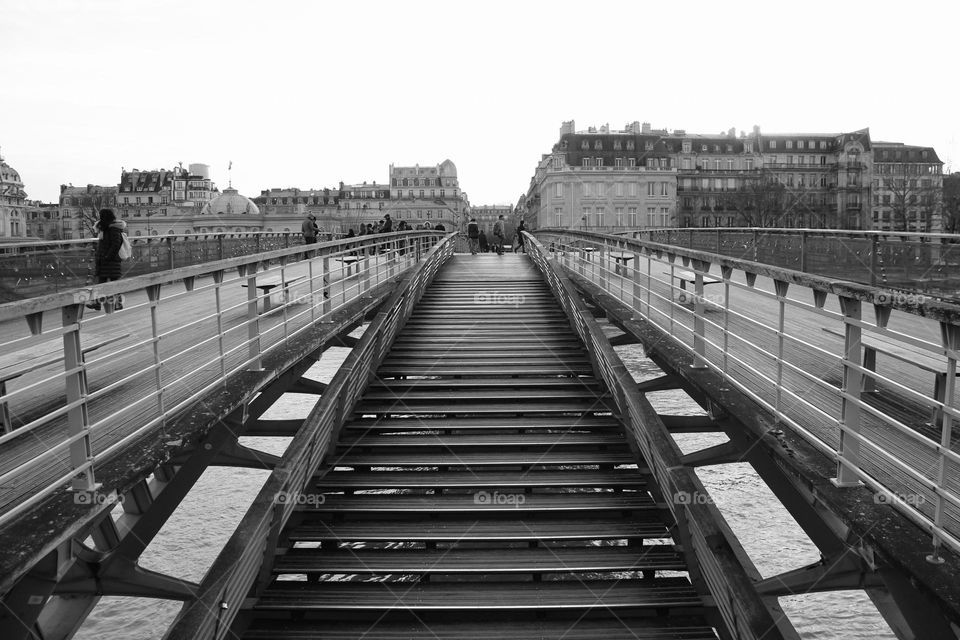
[756,554,884,596]
[680,441,743,467]
[209,440,281,470]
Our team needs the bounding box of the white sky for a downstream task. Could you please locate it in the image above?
[3,0,958,207]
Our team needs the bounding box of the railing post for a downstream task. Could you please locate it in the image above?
[691,261,709,369]
[930,322,960,563]
[213,270,227,382]
[166,236,175,271]
[138,285,164,424]
[63,305,99,495]
[800,231,807,274]
[218,234,224,261]
[322,253,331,316]
[244,264,262,370]
[833,296,864,487]
[773,280,790,420]
[869,234,879,287]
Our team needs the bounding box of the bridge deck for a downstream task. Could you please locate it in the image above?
[239,255,718,639]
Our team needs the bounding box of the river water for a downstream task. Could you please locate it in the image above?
[74,337,895,640]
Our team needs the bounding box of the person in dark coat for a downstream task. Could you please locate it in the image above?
[87,208,125,310]
[514,219,527,253]
[478,230,489,253]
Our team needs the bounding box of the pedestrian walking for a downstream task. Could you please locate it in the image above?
[514,219,527,253]
[86,208,125,311]
[492,214,505,255]
[467,217,480,254]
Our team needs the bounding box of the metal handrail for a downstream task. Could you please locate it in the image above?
[534,228,960,559]
[0,231,445,529]
[524,232,790,639]
[164,234,457,639]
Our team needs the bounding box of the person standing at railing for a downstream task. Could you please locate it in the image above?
[467,218,480,254]
[86,208,125,311]
[479,229,489,253]
[301,214,319,244]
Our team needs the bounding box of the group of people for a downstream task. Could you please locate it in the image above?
[467,215,526,256]
[303,213,447,246]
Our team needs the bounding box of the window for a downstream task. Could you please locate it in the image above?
[726,159,734,170]
[554,183,563,198]
[770,141,777,150]
[555,207,563,227]
[682,141,692,153]
[744,159,754,171]
[615,157,625,168]
[628,183,637,197]
[553,156,563,169]
[613,140,622,150]
[596,157,603,167]
[615,207,624,225]
[583,183,591,197]
[594,140,603,150]
[647,182,655,196]
[615,183,624,197]
[647,207,657,226]
[628,207,638,226]
[682,158,692,170]
[660,182,668,196]
[628,158,636,167]
[596,207,605,225]
[595,183,604,197]
[582,158,592,167]
[786,140,793,149]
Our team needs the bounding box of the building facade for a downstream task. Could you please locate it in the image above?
[526,121,943,232]
[56,184,119,239]
[470,205,514,239]
[115,164,219,236]
[871,143,943,232]
[387,160,465,230]
[0,149,29,239]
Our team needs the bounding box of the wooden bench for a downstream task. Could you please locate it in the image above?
[1,332,129,433]
[663,269,723,306]
[242,275,305,314]
[823,326,956,422]
[608,251,634,275]
[337,255,362,276]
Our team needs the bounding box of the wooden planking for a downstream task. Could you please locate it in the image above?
[254,580,704,611]
[274,546,686,574]
[242,254,715,639]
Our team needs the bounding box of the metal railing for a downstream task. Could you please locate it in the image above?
[0,231,445,530]
[165,233,457,639]
[0,231,342,302]
[534,228,960,560]
[524,233,788,639]
[634,227,960,295]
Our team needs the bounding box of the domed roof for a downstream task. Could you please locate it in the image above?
[439,159,457,176]
[203,187,259,215]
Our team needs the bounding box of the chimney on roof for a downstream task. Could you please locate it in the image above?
[728,128,736,139]
[641,122,651,134]
[752,125,760,136]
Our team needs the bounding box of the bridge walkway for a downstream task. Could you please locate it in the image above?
[239,255,720,639]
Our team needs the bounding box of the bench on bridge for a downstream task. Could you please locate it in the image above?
[337,255,362,276]
[608,251,634,275]
[241,275,305,314]
[663,269,723,307]
[1,332,129,433]
[823,326,957,423]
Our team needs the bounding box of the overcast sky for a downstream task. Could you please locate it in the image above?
[3,0,958,207]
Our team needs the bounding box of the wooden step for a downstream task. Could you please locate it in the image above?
[295,493,656,514]
[336,433,626,448]
[353,399,615,415]
[344,416,622,432]
[367,378,605,391]
[313,469,648,490]
[253,579,704,611]
[273,546,685,575]
[287,517,671,543]
[376,364,595,377]
[242,618,720,640]
[330,450,636,467]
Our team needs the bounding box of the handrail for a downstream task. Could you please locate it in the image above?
[524,232,790,640]
[625,226,960,294]
[533,228,960,560]
[0,230,345,301]
[0,231,445,530]
[163,234,457,639]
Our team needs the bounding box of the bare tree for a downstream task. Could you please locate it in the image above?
[727,172,788,227]
[941,173,960,234]
[884,176,942,232]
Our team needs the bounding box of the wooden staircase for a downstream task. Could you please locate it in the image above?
[241,256,718,639]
